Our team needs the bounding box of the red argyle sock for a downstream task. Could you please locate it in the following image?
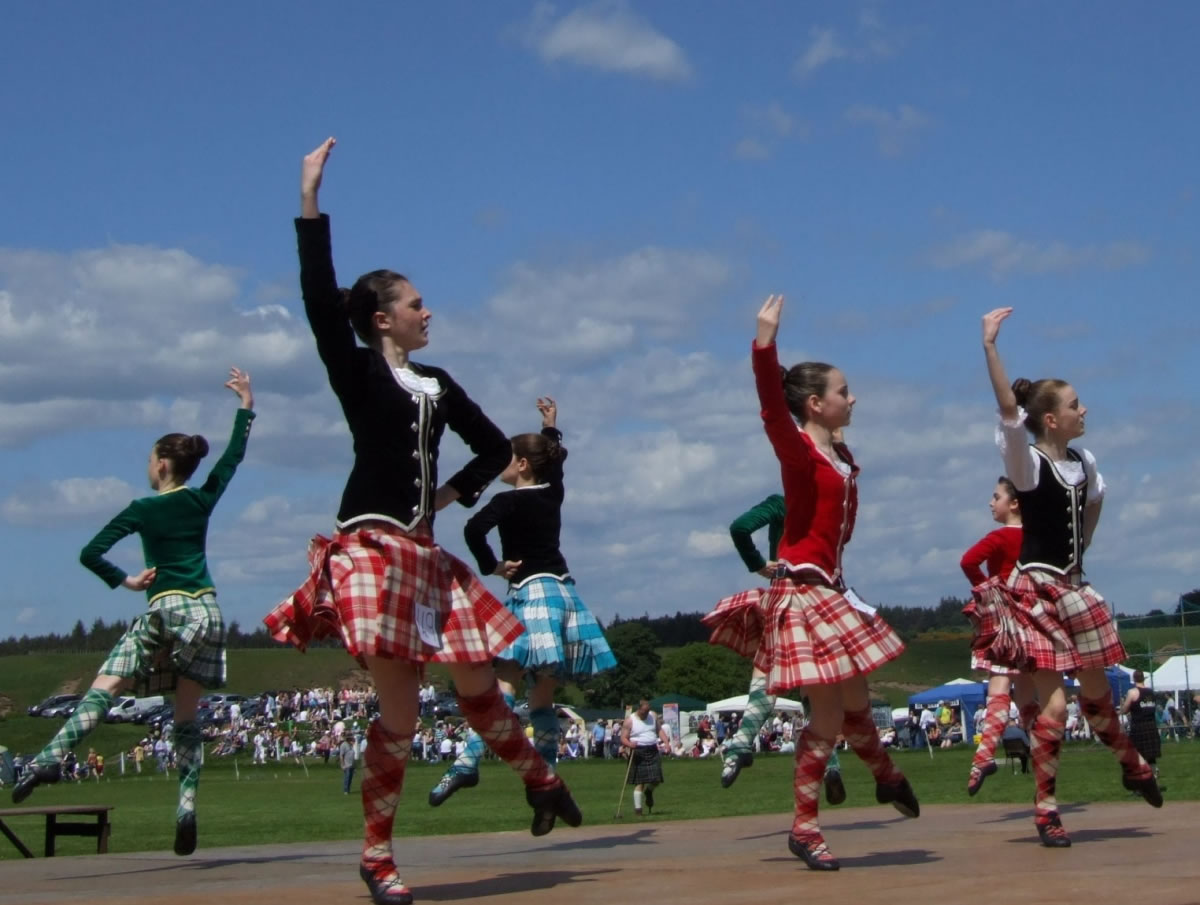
[842,706,903,784]
[361,720,413,881]
[792,728,833,839]
[1081,694,1150,778]
[457,684,554,789]
[1031,715,1065,822]
[973,693,1011,767]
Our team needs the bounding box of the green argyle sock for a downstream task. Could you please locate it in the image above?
[729,676,774,753]
[36,688,113,766]
[174,721,204,819]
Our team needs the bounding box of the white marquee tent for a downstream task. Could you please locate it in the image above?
[1150,655,1200,693]
[706,694,805,715]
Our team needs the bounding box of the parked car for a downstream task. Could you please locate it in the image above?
[43,695,83,718]
[134,702,175,726]
[106,696,137,723]
[432,694,460,719]
[28,694,81,718]
[198,693,247,710]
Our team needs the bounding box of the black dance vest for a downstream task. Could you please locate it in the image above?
[1015,447,1087,574]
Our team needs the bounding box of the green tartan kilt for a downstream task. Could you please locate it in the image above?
[99,592,227,693]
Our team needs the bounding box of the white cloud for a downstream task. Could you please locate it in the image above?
[796,26,846,76]
[16,607,37,626]
[686,529,731,558]
[519,1,692,81]
[0,244,321,438]
[795,14,907,77]
[734,137,771,161]
[844,104,930,157]
[929,230,1152,278]
[3,476,138,524]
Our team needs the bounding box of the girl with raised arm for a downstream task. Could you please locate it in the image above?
[429,397,615,806]
[746,295,916,871]
[960,476,1038,795]
[264,139,580,905]
[980,307,1160,848]
[13,369,255,859]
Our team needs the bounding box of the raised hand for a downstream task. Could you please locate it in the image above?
[224,367,253,409]
[537,396,557,428]
[122,567,157,592]
[755,294,784,348]
[981,307,1012,346]
[300,137,336,217]
[981,308,1018,416]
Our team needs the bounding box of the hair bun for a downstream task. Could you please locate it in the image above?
[188,435,210,459]
[551,442,568,465]
[1011,378,1032,407]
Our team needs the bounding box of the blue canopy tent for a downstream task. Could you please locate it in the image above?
[908,667,1133,742]
[908,682,988,741]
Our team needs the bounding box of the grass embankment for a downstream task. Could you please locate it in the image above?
[1,741,1196,859]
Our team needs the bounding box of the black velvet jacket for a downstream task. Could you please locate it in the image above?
[297,215,509,530]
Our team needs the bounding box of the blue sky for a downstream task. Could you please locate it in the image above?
[2,2,1198,639]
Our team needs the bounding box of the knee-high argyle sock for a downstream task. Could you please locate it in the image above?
[842,706,903,784]
[35,688,113,766]
[1081,693,1151,778]
[792,728,834,841]
[174,721,204,819]
[1031,715,1065,823]
[444,691,516,778]
[361,721,414,884]
[456,685,554,789]
[729,676,774,754]
[529,707,560,775]
[973,693,1011,766]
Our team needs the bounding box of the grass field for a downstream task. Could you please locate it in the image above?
[1,740,1196,860]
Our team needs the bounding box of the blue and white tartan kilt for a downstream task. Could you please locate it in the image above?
[494,575,617,680]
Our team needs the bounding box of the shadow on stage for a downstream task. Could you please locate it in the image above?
[419,868,620,900]
[760,848,942,868]
[454,827,659,859]
[738,815,906,841]
[1005,825,1156,845]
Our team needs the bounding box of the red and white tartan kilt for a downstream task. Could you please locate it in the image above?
[752,577,905,695]
[962,576,1024,676]
[702,587,765,659]
[263,525,524,666]
[1007,568,1126,672]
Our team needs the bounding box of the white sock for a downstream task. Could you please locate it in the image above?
[633,790,644,810]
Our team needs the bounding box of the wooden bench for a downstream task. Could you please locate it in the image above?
[0,805,113,857]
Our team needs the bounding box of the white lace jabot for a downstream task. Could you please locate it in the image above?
[392,367,442,397]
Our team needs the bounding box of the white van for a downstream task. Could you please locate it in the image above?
[108,696,165,722]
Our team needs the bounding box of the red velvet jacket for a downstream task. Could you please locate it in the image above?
[752,342,858,585]
[959,525,1022,587]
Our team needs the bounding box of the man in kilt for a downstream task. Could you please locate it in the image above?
[621,700,670,816]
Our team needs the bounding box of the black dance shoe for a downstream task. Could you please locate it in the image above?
[875,776,920,818]
[788,833,840,871]
[967,760,997,797]
[720,751,753,789]
[526,778,583,837]
[823,768,847,806]
[359,864,414,905]
[11,762,60,805]
[174,812,197,856]
[1122,770,1163,808]
[1036,815,1072,848]
[428,769,479,807]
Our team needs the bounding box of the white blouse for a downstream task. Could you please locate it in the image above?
[995,409,1104,504]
